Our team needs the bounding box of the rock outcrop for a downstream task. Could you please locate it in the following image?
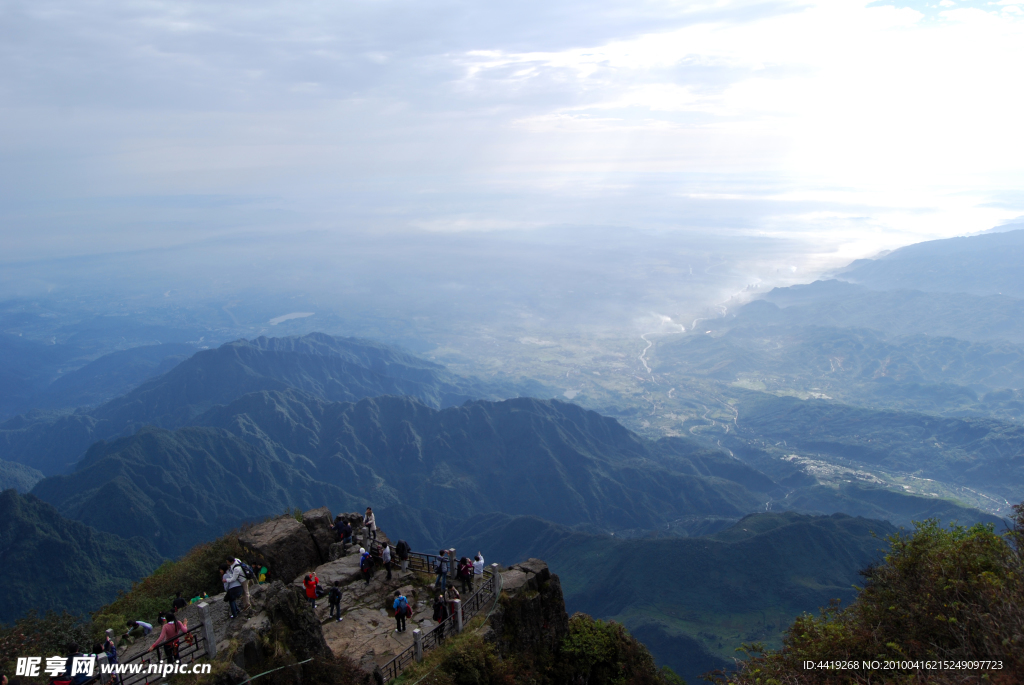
[488,558,570,658]
[239,516,320,584]
[302,506,338,564]
[216,516,570,685]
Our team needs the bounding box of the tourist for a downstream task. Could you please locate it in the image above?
[473,552,485,580]
[432,593,448,623]
[435,550,449,591]
[393,591,408,633]
[171,590,187,614]
[382,544,393,581]
[360,548,374,584]
[121,619,153,646]
[363,507,377,542]
[63,644,91,685]
[148,613,187,662]
[303,573,320,610]
[228,556,252,610]
[220,563,244,619]
[328,581,342,622]
[396,539,411,572]
[445,584,460,618]
[458,557,473,593]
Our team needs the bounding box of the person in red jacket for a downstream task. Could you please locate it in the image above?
[303,573,320,610]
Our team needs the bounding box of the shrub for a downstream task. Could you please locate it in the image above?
[711,503,1024,684]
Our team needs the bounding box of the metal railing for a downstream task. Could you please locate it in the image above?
[113,622,209,685]
[377,567,498,682]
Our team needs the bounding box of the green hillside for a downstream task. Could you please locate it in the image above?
[0,489,162,624]
[31,425,360,557]
[440,511,895,683]
[0,332,514,475]
[0,458,43,492]
[30,393,770,556]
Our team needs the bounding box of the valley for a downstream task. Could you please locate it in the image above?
[1,229,1023,682]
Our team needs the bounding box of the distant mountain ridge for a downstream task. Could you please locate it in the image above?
[836,228,1024,298]
[0,333,515,475]
[31,392,772,556]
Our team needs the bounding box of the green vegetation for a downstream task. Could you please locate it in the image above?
[394,612,683,685]
[0,458,43,492]
[0,489,162,625]
[713,504,1024,684]
[443,511,896,683]
[0,611,93,678]
[92,527,258,638]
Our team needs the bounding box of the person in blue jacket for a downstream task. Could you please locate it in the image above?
[392,591,409,633]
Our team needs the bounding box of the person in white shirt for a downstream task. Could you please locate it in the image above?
[473,552,485,577]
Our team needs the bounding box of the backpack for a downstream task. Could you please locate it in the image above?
[395,596,408,615]
[239,561,256,580]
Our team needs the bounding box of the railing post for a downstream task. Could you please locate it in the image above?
[413,629,423,662]
[491,563,500,599]
[198,602,217,658]
[453,599,463,633]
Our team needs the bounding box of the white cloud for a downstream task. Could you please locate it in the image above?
[0,0,1022,260]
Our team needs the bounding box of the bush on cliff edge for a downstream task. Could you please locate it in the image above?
[711,503,1024,684]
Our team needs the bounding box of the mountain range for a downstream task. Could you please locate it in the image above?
[1,333,523,476]
[30,391,772,556]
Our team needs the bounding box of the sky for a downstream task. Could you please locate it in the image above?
[2,0,1023,266]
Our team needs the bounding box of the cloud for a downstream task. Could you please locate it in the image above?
[0,0,1022,262]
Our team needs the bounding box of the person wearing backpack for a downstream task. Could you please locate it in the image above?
[392,591,409,633]
[328,581,342,622]
[359,548,374,584]
[228,557,252,611]
[435,550,449,591]
[220,563,244,619]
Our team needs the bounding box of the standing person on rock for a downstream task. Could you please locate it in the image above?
[303,573,320,610]
[396,540,410,572]
[359,548,374,584]
[393,591,408,633]
[227,557,251,610]
[432,594,449,641]
[382,544,393,581]
[473,552,485,583]
[220,563,244,619]
[458,557,473,593]
[328,581,342,622]
[435,550,449,591]
[363,507,377,542]
[171,591,187,615]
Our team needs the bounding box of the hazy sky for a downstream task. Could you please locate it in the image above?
[2,0,1023,264]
